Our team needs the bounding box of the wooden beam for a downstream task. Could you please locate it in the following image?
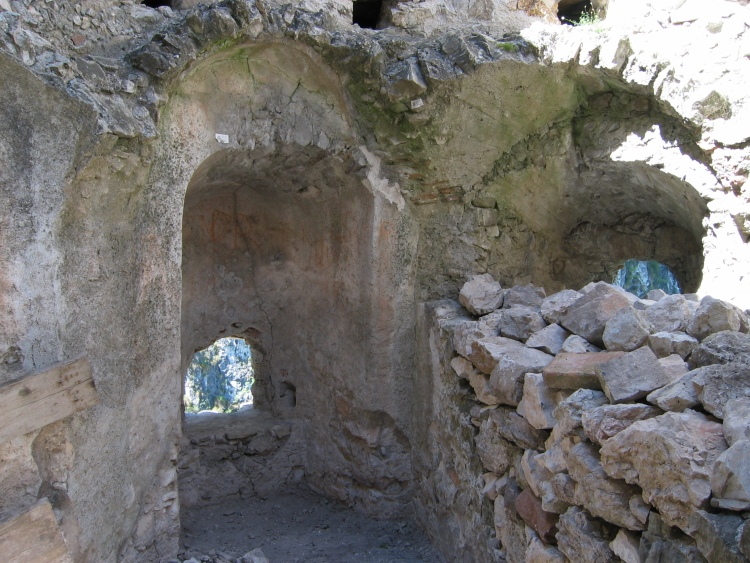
[0,498,72,563]
[0,357,98,443]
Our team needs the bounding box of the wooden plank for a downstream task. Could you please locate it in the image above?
[0,498,72,563]
[0,357,97,443]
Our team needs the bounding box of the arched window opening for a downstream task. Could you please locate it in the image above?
[613,259,681,299]
[558,0,594,24]
[183,337,255,414]
[353,0,383,29]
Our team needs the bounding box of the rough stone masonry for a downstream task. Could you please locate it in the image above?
[0,0,749,561]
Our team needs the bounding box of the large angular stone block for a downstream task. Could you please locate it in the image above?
[596,346,671,403]
[688,296,744,341]
[559,283,632,346]
[540,289,582,324]
[599,410,727,530]
[711,440,750,511]
[526,323,570,355]
[602,306,651,352]
[542,351,624,390]
[488,346,554,406]
[581,403,662,445]
[556,506,618,563]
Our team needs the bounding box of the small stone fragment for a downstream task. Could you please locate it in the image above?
[689,330,750,368]
[556,506,618,563]
[499,306,547,342]
[645,294,692,333]
[599,410,727,530]
[610,529,641,563]
[517,373,572,430]
[503,284,546,310]
[602,306,651,352]
[526,323,570,355]
[559,283,632,346]
[711,440,750,511]
[514,488,558,544]
[459,274,504,315]
[582,403,662,445]
[596,346,671,403]
[560,334,600,353]
[542,351,625,390]
[689,510,747,563]
[688,296,743,341]
[723,398,750,446]
[541,289,582,324]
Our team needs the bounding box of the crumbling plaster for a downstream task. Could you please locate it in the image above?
[0,0,748,561]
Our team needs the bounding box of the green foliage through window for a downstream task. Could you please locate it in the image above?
[613,260,681,299]
[184,337,254,413]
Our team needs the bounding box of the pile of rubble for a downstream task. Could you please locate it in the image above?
[453,274,750,562]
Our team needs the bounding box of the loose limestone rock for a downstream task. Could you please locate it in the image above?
[599,410,728,530]
[658,353,689,381]
[692,360,750,418]
[525,532,567,563]
[550,389,609,439]
[526,323,570,355]
[452,321,496,358]
[498,307,547,342]
[503,284,546,310]
[688,296,744,341]
[724,398,750,446]
[475,416,522,475]
[485,406,548,450]
[556,506,618,563]
[645,294,692,333]
[689,510,747,563]
[689,331,750,368]
[639,511,706,562]
[517,373,572,430]
[648,331,699,359]
[647,289,668,301]
[515,488,558,544]
[646,369,700,412]
[451,356,500,405]
[711,440,750,511]
[565,441,649,531]
[540,289,582,325]
[602,306,651,352]
[494,480,528,563]
[610,529,641,563]
[596,346,672,403]
[560,334,600,353]
[581,404,662,445]
[459,274,504,315]
[542,351,625,390]
[488,346,554,407]
[559,283,632,346]
[467,336,525,374]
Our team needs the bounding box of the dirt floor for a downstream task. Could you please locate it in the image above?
[178,485,442,563]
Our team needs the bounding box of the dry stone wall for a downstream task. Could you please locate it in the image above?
[422,273,750,562]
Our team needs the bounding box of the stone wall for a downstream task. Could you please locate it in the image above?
[0,0,749,561]
[418,274,750,562]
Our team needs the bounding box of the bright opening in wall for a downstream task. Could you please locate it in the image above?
[613,259,681,299]
[558,0,594,24]
[183,337,254,414]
